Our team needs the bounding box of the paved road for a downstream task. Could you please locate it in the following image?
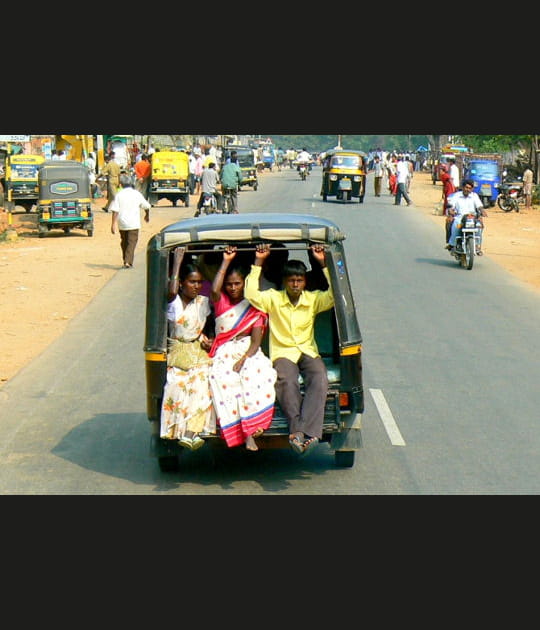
[1,166,540,494]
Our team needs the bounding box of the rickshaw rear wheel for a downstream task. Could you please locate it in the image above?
[335,450,355,468]
[87,228,94,237]
[158,455,180,472]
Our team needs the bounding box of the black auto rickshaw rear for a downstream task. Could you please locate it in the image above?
[144,213,364,472]
[36,160,94,237]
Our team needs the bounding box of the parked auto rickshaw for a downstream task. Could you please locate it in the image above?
[462,153,503,208]
[3,153,45,212]
[36,160,94,237]
[320,149,367,203]
[144,212,364,472]
[149,150,190,207]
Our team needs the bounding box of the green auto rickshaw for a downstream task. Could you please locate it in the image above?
[144,212,364,472]
[36,160,94,237]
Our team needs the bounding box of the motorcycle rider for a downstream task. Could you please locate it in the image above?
[445,178,487,255]
[296,148,312,172]
[195,162,223,215]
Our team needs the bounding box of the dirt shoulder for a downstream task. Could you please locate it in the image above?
[1,170,539,387]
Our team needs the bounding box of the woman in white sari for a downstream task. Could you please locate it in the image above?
[160,247,216,450]
[208,246,277,451]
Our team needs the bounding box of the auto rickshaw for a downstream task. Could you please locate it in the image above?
[36,160,94,237]
[233,146,258,191]
[3,153,45,212]
[320,149,367,203]
[260,145,275,171]
[144,212,364,472]
[149,150,190,207]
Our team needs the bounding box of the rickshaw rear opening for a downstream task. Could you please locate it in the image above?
[144,213,364,470]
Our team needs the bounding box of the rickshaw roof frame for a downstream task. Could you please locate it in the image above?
[324,149,367,158]
[155,212,346,250]
[38,159,92,176]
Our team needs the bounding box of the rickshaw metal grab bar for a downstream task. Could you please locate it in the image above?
[144,212,364,471]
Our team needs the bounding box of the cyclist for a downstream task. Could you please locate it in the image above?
[220,154,243,214]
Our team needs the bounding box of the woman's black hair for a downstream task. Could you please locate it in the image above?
[179,262,202,281]
[225,263,248,279]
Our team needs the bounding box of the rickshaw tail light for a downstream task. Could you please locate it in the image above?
[329,174,338,181]
[339,392,350,407]
[354,176,361,182]
[341,345,361,356]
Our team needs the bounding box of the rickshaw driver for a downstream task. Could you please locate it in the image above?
[244,243,334,456]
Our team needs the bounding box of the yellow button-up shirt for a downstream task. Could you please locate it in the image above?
[244,264,334,363]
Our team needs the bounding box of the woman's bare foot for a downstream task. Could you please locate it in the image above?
[245,435,258,451]
[252,428,264,438]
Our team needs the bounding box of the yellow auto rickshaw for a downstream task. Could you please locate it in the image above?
[4,153,45,212]
[320,149,367,203]
[149,150,190,207]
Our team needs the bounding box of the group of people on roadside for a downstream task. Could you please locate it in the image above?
[370,152,415,205]
[159,241,334,456]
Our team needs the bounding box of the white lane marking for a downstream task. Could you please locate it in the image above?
[369,388,406,446]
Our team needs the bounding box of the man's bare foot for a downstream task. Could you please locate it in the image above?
[245,435,258,451]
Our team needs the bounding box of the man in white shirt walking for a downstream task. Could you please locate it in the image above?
[394,155,413,206]
[110,173,151,268]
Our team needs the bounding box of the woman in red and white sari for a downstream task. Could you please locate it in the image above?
[208,246,277,451]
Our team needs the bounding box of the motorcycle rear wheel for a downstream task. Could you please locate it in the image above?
[497,195,513,212]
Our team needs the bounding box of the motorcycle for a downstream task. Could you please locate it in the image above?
[449,212,483,270]
[200,192,219,215]
[496,180,524,213]
[298,161,309,181]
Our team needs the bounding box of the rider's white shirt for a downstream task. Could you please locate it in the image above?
[448,191,483,217]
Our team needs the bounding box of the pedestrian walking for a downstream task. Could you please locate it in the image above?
[373,155,384,197]
[110,173,151,268]
[394,155,412,206]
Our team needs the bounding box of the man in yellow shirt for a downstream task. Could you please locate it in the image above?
[244,243,334,455]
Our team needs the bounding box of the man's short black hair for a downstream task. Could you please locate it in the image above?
[282,259,307,278]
